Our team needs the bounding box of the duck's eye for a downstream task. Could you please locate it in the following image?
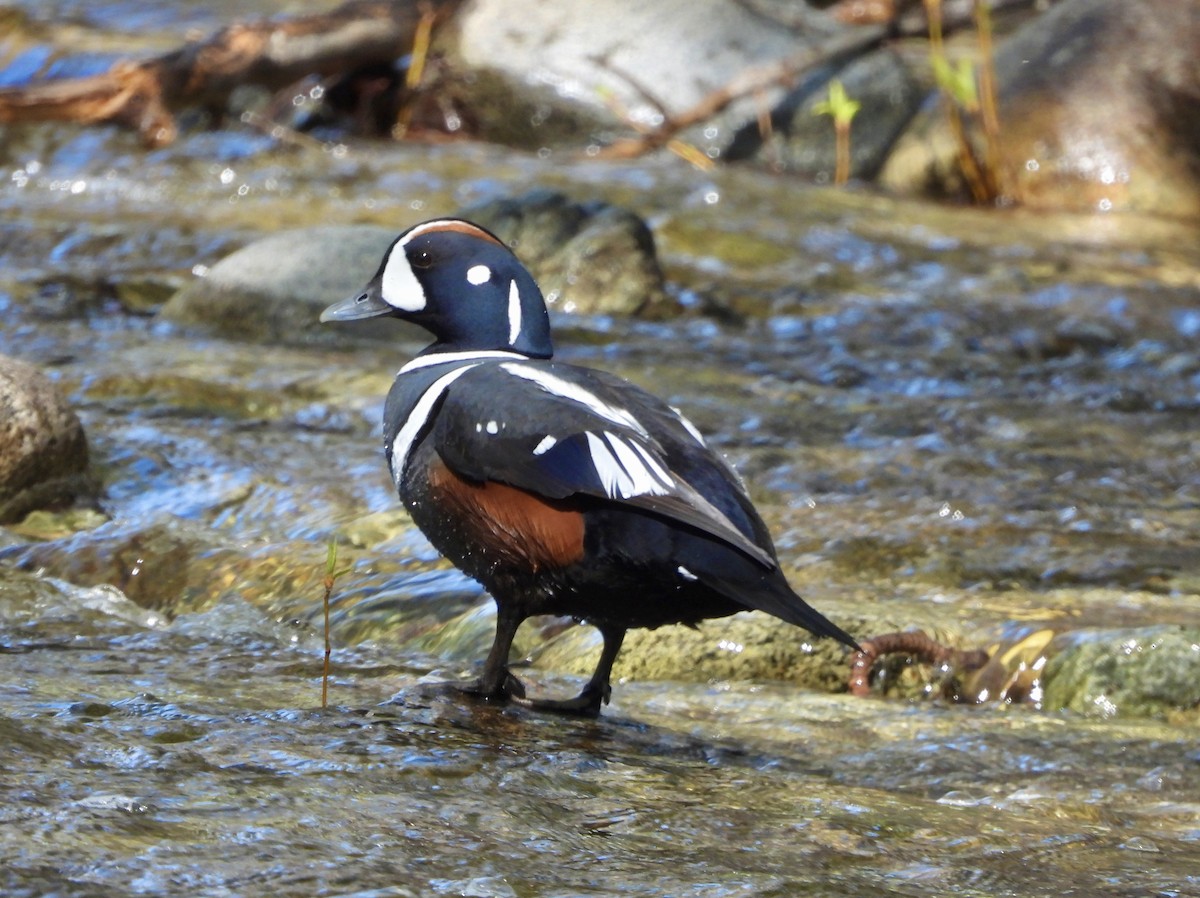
[412,249,433,269]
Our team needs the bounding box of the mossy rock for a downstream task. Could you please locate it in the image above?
[535,611,888,694]
[1042,626,1200,718]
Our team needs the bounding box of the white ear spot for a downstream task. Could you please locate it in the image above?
[507,279,523,344]
[467,264,491,285]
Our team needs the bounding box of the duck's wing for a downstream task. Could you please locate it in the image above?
[428,360,777,570]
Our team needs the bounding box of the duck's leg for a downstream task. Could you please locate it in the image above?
[460,601,527,702]
[516,625,626,717]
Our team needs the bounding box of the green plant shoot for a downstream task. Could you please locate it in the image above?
[813,79,861,187]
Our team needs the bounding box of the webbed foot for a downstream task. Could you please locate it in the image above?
[457,667,527,704]
[512,681,611,718]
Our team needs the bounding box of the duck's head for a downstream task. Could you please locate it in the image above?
[321,218,552,358]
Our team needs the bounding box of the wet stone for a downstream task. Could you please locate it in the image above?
[460,189,671,317]
[726,48,925,182]
[160,225,415,344]
[1041,627,1200,718]
[0,354,93,524]
[880,0,1200,217]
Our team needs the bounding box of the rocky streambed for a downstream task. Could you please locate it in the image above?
[2,7,1199,894]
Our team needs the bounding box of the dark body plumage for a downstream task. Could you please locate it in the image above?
[322,218,857,715]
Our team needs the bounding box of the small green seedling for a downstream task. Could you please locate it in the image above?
[812,78,861,186]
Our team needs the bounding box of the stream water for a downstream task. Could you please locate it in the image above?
[2,3,1200,896]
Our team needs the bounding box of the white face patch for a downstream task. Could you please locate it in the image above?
[677,565,699,581]
[467,264,491,285]
[380,244,427,312]
[533,435,557,455]
[382,219,501,313]
[507,280,522,344]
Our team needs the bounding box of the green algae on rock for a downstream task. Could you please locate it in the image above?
[1041,627,1200,718]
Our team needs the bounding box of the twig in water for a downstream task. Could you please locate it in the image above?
[321,540,343,709]
[849,630,990,697]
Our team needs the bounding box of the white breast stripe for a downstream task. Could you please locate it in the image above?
[677,565,699,581]
[500,363,648,435]
[533,435,557,455]
[602,432,671,496]
[507,279,522,344]
[389,365,479,483]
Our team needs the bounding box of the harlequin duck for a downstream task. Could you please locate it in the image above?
[321,218,858,715]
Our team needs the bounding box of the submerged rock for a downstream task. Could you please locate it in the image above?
[0,354,93,524]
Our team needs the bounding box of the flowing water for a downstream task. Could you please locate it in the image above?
[2,4,1199,895]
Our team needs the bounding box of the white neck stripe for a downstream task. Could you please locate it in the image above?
[399,350,528,374]
[507,279,522,345]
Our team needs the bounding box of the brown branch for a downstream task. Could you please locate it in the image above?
[593,24,887,161]
[848,630,989,697]
[0,0,462,147]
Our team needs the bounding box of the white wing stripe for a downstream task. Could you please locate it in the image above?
[390,364,479,484]
[628,438,674,487]
[585,432,636,498]
[500,363,648,436]
[603,432,671,496]
[672,407,707,446]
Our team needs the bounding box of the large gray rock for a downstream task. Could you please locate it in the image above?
[161,195,671,342]
[442,0,842,151]
[160,225,404,343]
[881,0,1200,217]
[0,354,92,524]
